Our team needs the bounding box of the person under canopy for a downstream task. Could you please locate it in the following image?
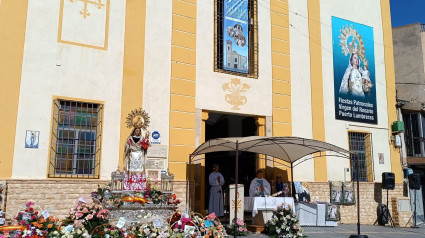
[208,164,225,217]
[249,170,271,197]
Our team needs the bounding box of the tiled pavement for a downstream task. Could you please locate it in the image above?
[245,224,425,238]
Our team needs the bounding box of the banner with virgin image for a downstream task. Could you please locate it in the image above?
[332,17,377,124]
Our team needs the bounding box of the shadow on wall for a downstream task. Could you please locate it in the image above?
[374,182,383,204]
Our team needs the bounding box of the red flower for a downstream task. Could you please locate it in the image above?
[141,138,150,149]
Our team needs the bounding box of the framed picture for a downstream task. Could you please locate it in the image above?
[343,181,356,205]
[147,170,159,179]
[25,130,39,149]
[294,182,310,202]
[329,181,343,204]
[326,204,340,221]
[379,153,384,164]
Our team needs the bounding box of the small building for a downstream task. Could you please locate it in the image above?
[393,22,425,221]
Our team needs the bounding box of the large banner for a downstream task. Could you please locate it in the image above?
[223,0,249,74]
[332,17,377,124]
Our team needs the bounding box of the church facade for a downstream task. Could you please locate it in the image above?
[0,0,409,225]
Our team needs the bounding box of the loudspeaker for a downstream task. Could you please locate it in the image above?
[377,203,389,225]
[408,173,421,190]
[382,172,395,190]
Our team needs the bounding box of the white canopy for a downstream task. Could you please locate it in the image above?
[190,136,350,165]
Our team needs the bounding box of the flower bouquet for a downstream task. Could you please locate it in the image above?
[229,218,247,236]
[265,203,304,238]
[64,200,109,234]
[166,194,182,206]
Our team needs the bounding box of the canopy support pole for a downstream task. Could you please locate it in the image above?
[291,162,295,200]
[234,141,239,238]
[187,154,192,212]
[349,154,367,238]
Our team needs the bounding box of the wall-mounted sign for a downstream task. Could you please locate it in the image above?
[332,17,377,124]
[146,158,165,170]
[147,144,167,158]
[25,130,40,149]
[151,131,161,144]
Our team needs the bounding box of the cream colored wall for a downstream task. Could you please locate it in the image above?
[142,0,172,164]
[320,0,392,181]
[11,0,126,178]
[196,0,272,117]
[289,0,314,181]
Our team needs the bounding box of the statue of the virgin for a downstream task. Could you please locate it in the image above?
[123,108,150,191]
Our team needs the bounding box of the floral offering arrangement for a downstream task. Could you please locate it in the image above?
[266,203,304,238]
[63,200,109,234]
[229,218,247,236]
[168,212,227,238]
[0,201,60,238]
[94,183,182,208]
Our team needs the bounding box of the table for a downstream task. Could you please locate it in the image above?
[244,197,295,216]
[295,203,337,227]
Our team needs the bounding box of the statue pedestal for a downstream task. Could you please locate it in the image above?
[106,203,177,226]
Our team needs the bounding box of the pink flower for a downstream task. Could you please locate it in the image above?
[86,214,93,220]
[82,208,88,213]
[238,227,243,231]
[31,215,37,219]
[76,212,83,218]
[207,212,216,220]
[74,220,83,227]
[25,201,35,208]
[20,220,25,225]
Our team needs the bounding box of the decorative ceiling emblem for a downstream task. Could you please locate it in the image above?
[69,0,105,19]
[222,78,250,110]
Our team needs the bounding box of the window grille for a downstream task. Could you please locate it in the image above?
[214,0,258,78]
[348,132,373,182]
[403,112,424,157]
[48,99,103,178]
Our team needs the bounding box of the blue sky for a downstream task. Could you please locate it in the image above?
[391,0,425,27]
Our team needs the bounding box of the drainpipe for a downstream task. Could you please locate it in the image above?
[417,112,425,156]
[397,107,408,167]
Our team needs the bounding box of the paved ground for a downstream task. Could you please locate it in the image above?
[245,224,425,237]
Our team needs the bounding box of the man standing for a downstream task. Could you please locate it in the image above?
[209,164,225,216]
[249,170,271,197]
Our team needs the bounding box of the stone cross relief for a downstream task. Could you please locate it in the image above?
[69,0,105,19]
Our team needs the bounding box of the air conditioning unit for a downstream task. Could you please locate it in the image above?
[344,168,351,182]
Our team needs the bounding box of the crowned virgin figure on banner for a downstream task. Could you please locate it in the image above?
[123,108,150,191]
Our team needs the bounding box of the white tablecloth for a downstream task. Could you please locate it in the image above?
[244,197,295,216]
[295,203,337,227]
